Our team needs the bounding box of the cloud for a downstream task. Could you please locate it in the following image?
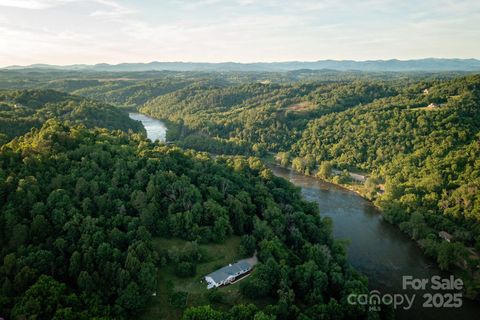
[0,0,75,9]
[0,0,133,16]
[0,0,479,66]
[89,0,135,19]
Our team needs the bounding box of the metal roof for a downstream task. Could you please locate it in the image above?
[206,260,251,283]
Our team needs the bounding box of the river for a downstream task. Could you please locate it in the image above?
[271,166,479,320]
[129,112,167,142]
[132,112,479,320]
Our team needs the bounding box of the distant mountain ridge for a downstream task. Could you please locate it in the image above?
[4,58,480,72]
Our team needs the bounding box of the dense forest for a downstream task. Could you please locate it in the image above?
[1,69,479,318]
[0,89,144,144]
[292,76,480,295]
[140,80,399,153]
[0,90,377,318]
[138,74,480,297]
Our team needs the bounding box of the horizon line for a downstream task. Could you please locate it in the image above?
[3,57,480,69]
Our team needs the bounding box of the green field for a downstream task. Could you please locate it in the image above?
[139,236,268,320]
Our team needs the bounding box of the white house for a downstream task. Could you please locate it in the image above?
[205,260,252,289]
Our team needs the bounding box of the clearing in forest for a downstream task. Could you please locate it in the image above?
[139,236,270,320]
[286,101,315,112]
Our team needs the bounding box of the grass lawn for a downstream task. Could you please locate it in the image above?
[138,236,269,320]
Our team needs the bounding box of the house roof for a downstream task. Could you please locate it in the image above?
[206,260,251,284]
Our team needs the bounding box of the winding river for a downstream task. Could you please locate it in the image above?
[131,113,479,320]
[129,112,167,142]
[271,166,480,320]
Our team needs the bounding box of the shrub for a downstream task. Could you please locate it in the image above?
[175,261,196,278]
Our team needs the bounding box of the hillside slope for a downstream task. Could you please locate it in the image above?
[0,122,371,319]
[0,89,144,143]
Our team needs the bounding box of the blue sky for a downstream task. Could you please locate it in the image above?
[0,0,479,66]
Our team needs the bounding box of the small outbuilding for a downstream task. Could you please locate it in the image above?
[439,231,453,242]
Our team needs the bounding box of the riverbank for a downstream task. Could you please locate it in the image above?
[271,165,480,319]
[129,112,168,142]
[268,158,480,301]
[262,154,375,201]
[131,111,480,316]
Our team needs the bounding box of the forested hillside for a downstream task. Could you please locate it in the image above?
[139,74,480,297]
[291,76,480,293]
[0,89,144,144]
[1,69,479,317]
[70,79,193,109]
[140,81,398,153]
[0,121,373,319]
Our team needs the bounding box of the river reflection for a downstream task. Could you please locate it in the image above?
[271,165,479,320]
[129,112,167,142]
[133,111,479,320]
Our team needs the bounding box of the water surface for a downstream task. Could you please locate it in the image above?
[271,166,479,319]
[135,112,479,319]
[129,112,167,142]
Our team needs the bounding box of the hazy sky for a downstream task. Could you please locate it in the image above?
[0,0,479,66]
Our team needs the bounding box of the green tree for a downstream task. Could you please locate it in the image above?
[291,157,305,173]
[12,275,79,320]
[240,234,257,256]
[275,152,291,167]
[317,161,332,180]
[175,261,196,278]
[182,305,223,320]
